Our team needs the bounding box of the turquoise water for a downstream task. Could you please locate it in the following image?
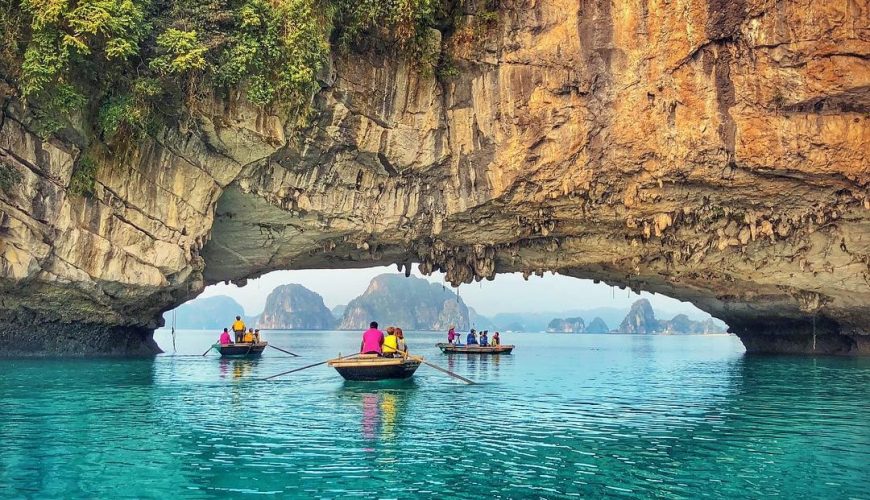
[1,331,868,499]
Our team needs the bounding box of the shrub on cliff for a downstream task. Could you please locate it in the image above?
[0,0,454,141]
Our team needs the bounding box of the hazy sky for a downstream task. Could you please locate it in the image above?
[197,265,710,318]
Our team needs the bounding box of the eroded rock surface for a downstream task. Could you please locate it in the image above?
[1,0,868,355]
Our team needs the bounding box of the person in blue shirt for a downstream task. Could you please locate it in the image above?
[480,331,489,346]
[466,329,478,345]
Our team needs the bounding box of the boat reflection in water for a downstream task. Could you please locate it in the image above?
[339,383,417,447]
[218,359,255,380]
[361,392,401,442]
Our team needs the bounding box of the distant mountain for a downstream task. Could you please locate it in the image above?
[546,317,586,333]
[331,304,346,319]
[258,284,335,329]
[469,307,497,331]
[490,307,631,332]
[660,315,727,334]
[619,299,659,333]
[616,299,728,334]
[585,317,610,333]
[163,295,256,330]
[503,321,526,332]
[338,274,469,331]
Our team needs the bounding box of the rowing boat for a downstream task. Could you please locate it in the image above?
[437,343,514,354]
[216,342,268,358]
[328,354,422,381]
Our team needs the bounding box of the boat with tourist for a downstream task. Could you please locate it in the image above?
[215,342,268,358]
[437,343,515,354]
[328,354,422,381]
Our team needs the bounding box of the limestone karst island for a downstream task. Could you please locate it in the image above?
[0,0,867,498]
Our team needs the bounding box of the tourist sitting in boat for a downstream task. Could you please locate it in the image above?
[383,327,399,357]
[492,332,500,346]
[243,328,255,343]
[480,331,489,346]
[360,321,384,355]
[232,316,246,343]
[396,328,408,355]
[447,326,456,344]
[219,328,232,345]
[467,329,478,345]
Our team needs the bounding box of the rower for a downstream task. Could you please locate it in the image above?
[254,329,261,343]
[231,316,246,343]
[360,321,384,355]
[447,326,456,344]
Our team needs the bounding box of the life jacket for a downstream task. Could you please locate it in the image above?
[243,332,254,343]
[232,320,245,332]
[383,334,398,353]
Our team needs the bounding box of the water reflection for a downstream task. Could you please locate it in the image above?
[218,358,257,380]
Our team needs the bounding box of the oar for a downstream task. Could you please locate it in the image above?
[201,344,216,356]
[261,353,359,381]
[418,357,476,385]
[268,345,300,357]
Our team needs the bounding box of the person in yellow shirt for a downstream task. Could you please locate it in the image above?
[231,316,246,343]
[243,328,255,343]
[383,327,399,357]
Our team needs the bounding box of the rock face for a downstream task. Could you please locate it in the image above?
[258,284,335,330]
[338,274,469,331]
[586,317,610,334]
[619,299,660,334]
[1,1,869,355]
[547,317,586,333]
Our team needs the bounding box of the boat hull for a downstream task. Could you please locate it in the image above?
[437,343,514,354]
[217,343,267,358]
[329,355,421,381]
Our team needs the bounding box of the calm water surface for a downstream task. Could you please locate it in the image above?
[1,331,868,498]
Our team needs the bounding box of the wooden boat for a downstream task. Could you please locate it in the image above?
[328,354,422,381]
[437,343,514,354]
[216,342,268,358]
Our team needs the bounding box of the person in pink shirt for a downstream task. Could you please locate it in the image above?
[219,328,232,345]
[360,321,384,355]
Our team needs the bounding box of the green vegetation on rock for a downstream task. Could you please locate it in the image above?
[0,0,455,141]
